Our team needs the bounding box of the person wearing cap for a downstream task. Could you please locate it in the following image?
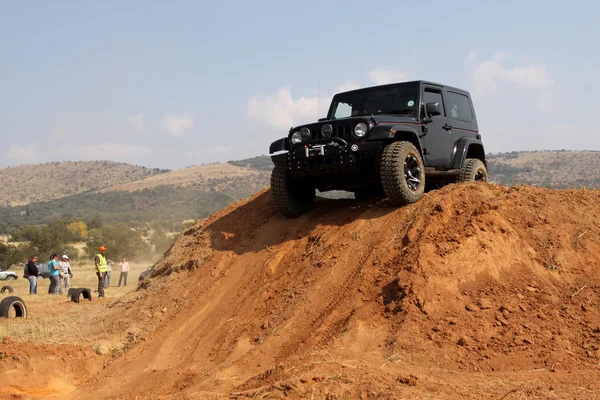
[59,255,73,290]
[48,253,62,294]
[94,246,111,298]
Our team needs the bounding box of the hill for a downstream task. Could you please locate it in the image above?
[3,183,600,399]
[487,150,600,188]
[1,150,597,234]
[101,163,267,193]
[0,161,169,207]
[0,163,269,233]
[233,150,600,189]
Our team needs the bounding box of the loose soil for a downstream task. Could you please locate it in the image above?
[1,183,600,399]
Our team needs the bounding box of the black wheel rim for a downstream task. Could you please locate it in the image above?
[474,169,486,182]
[404,154,421,191]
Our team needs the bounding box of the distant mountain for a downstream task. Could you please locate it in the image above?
[486,150,600,188]
[0,162,269,234]
[101,163,268,194]
[232,150,600,189]
[1,151,597,234]
[0,161,169,207]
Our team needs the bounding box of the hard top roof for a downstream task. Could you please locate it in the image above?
[334,80,470,96]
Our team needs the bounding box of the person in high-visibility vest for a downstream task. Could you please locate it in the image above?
[94,246,111,298]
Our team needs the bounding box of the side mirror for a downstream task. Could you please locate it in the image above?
[425,102,442,117]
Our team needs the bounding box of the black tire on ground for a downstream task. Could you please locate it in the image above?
[0,286,14,294]
[458,158,488,183]
[270,164,315,218]
[70,288,83,303]
[6,276,16,281]
[80,288,92,301]
[380,141,426,206]
[67,288,76,298]
[37,274,44,279]
[0,296,27,318]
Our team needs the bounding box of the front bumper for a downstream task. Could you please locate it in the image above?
[271,139,383,177]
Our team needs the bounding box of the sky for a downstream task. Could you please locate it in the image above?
[1,0,599,170]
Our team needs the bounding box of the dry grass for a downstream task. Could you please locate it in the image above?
[101,163,263,193]
[0,262,149,346]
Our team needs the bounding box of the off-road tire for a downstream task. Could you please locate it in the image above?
[6,276,16,281]
[458,158,488,183]
[381,141,426,206]
[271,164,315,218]
[70,288,92,303]
[0,286,14,294]
[0,296,27,318]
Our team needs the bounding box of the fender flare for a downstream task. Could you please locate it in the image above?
[369,125,424,153]
[451,138,486,169]
[269,138,289,154]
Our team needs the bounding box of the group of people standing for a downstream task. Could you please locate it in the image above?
[24,246,130,297]
[25,253,72,295]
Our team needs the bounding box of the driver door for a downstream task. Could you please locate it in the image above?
[421,86,454,167]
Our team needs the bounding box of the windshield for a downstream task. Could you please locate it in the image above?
[329,83,419,119]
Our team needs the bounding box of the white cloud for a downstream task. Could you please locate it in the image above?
[467,52,554,106]
[246,68,410,130]
[161,113,196,137]
[5,142,40,164]
[247,86,324,130]
[367,68,410,85]
[127,113,147,134]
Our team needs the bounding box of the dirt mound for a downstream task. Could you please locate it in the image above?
[0,338,101,399]
[66,184,600,399]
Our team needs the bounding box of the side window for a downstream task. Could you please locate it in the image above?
[446,92,474,122]
[422,89,445,117]
[333,102,352,119]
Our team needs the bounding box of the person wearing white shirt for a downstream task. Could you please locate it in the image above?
[58,255,72,290]
[118,258,130,287]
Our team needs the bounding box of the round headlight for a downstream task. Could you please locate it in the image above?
[354,123,368,137]
[300,127,311,140]
[321,124,333,137]
[291,132,303,144]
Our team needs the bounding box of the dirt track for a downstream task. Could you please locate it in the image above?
[2,183,600,399]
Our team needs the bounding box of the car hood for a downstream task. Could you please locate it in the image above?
[293,115,418,130]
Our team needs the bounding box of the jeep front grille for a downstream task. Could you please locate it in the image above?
[310,125,353,142]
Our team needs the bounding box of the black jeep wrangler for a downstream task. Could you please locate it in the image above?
[269,80,488,217]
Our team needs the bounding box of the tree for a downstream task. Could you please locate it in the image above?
[85,223,152,261]
[66,221,88,240]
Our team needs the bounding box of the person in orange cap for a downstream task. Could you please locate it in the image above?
[94,246,111,297]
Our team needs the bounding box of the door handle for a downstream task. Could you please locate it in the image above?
[442,124,452,131]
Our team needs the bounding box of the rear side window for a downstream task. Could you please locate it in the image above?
[423,89,445,116]
[447,92,474,122]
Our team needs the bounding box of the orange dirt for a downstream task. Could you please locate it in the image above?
[2,183,600,399]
